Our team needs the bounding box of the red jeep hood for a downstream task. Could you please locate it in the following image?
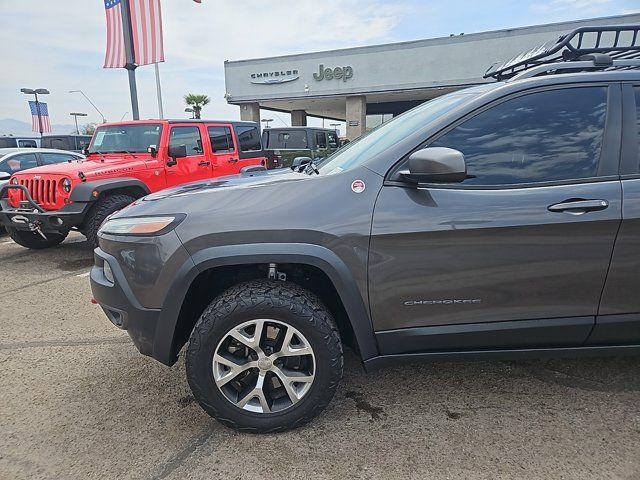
[12,154,153,180]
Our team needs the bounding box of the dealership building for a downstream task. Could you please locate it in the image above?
[224,14,640,140]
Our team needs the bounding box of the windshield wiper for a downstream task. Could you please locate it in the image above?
[303,161,320,175]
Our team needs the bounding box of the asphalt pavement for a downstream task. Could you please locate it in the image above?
[1,232,639,479]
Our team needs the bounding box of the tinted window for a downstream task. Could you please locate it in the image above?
[0,153,38,173]
[315,132,327,149]
[327,132,339,149]
[634,87,640,170]
[265,130,308,149]
[235,125,261,152]
[170,126,202,156]
[41,153,78,165]
[431,87,607,185]
[42,137,71,150]
[208,126,235,153]
[18,140,37,148]
[0,138,18,148]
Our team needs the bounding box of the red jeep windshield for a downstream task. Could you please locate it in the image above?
[89,123,163,154]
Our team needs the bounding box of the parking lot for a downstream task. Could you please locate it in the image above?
[0,232,639,479]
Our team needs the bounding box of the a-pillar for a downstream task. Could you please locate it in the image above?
[291,109,307,126]
[346,95,366,140]
[239,102,260,123]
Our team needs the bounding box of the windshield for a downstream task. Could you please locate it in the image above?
[89,123,162,154]
[318,84,498,175]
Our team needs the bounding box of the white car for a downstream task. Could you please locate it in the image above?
[0,147,84,188]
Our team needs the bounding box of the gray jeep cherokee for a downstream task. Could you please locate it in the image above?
[91,25,640,432]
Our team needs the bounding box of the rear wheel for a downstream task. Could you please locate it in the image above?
[6,227,68,249]
[186,280,343,433]
[84,193,136,249]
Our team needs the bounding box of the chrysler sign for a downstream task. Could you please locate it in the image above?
[250,69,299,84]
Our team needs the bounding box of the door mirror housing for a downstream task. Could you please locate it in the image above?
[291,156,312,171]
[167,144,187,166]
[0,172,11,181]
[147,145,158,157]
[401,147,466,184]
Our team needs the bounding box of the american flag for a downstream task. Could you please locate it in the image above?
[103,0,165,69]
[28,101,51,133]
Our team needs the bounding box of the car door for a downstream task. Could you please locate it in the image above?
[594,83,640,345]
[369,84,622,355]
[207,124,238,177]
[165,124,212,187]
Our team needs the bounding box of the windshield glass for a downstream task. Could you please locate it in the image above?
[89,123,162,154]
[318,84,498,175]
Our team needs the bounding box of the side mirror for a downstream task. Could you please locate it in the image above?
[167,144,187,166]
[0,172,11,181]
[291,156,312,171]
[401,147,466,184]
[82,146,90,156]
[147,145,158,157]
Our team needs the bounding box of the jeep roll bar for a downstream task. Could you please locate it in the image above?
[484,24,640,80]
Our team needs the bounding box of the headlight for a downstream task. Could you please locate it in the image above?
[62,178,72,193]
[98,215,184,236]
[10,177,18,185]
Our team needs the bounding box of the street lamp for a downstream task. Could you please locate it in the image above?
[69,112,88,134]
[261,118,274,129]
[185,108,195,119]
[21,88,50,137]
[68,90,106,124]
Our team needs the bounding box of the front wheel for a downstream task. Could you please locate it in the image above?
[6,227,68,250]
[84,193,136,249]
[186,280,343,433]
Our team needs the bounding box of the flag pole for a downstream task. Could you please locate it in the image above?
[34,93,43,138]
[154,63,164,119]
[120,0,140,120]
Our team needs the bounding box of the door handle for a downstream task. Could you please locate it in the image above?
[198,161,210,167]
[228,158,238,163]
[548,199,609,215]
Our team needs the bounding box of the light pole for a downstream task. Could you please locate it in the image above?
[70,112,87,134]
[261,118,274,129]
[185,108,195,119]
[68,90,106,124]
[20,88,49,138]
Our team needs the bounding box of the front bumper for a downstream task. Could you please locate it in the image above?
[0,185,89,233]
[90,248,162,359]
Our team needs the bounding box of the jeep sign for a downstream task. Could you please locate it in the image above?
[313,64,353,82]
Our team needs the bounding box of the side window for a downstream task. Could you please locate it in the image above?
[327,131,339,149]
[18,140,37,148]
[41,153,77,165]
[170,126,202,156]
[208,126,235,153]
[235,126,261,152]
[6,153,38,172]
[316,132,327,149]
[430,87,608,185]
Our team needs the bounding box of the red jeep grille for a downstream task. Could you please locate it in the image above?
[19,178,57,208]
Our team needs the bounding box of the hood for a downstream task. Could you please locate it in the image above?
[11,153,152,180]
[143,168,309,201]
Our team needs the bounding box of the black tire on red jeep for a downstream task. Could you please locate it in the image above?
[186,279,344,433]
[84,193,136,249]
[6,227,68,250]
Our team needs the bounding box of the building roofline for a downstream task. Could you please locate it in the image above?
[224,14,640,66]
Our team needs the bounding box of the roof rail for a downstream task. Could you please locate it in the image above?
[484,24,640,80]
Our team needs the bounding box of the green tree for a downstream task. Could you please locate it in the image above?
[81,123,97,135]
[183,93,210,119]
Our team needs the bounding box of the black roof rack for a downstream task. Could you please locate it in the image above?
[484,24,640,80]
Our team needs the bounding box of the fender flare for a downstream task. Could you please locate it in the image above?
[152,243,379,365]
[70,178,151,202]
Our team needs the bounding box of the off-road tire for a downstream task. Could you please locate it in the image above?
[186,279,343,433]
[6,227,68,250]
[84,193,136,249]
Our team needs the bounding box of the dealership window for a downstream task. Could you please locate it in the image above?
[208,126,235,153]
[366,113,393,131]
[430,87,607,185]
[235,125,261,152]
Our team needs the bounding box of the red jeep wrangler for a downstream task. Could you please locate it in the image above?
[0,119,267,249]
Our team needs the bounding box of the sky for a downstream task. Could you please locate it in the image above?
[0,0,638,132]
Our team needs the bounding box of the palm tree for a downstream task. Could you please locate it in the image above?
[183,93,210,119]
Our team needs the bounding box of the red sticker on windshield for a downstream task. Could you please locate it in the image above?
[351,179,366,193]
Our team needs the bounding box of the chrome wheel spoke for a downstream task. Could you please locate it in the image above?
[212,353,256,387]
[272,365,314,404]
[273,327,313,358]
[229,319,265,354]
[236,372,271,413]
